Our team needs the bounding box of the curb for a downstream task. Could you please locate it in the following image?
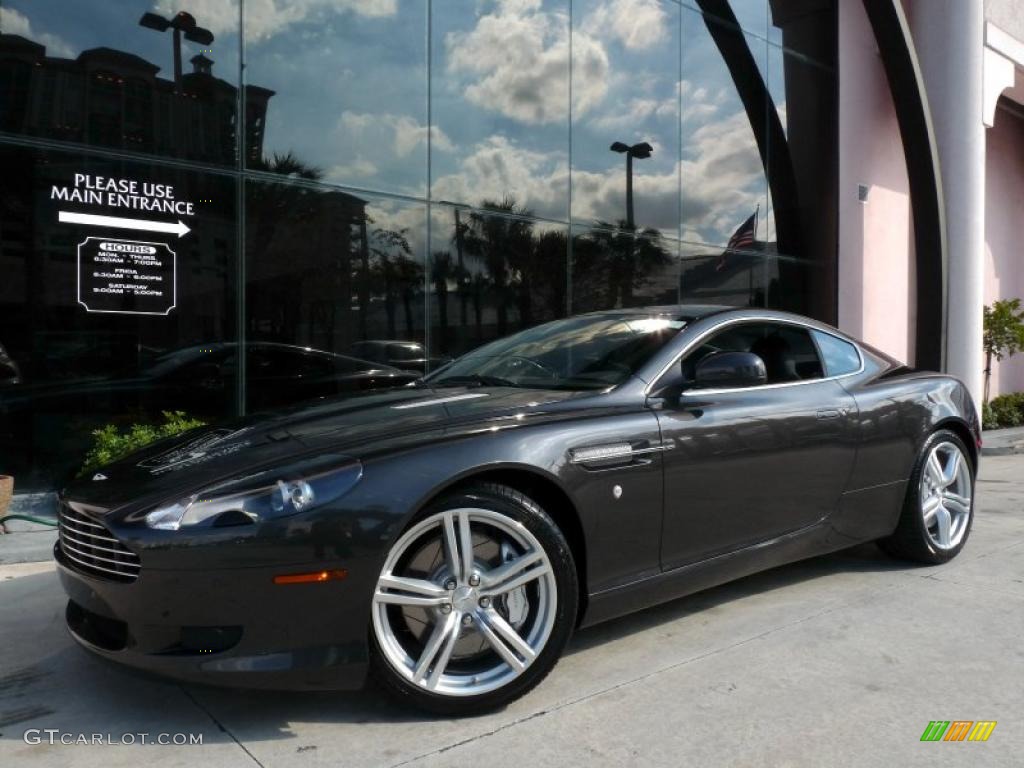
[982,444,1024,456]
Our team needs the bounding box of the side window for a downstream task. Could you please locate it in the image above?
[812,330,862,377]
[682,322,824,386]
[756,324,824,383]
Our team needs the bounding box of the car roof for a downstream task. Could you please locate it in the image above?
[576,304,733,322]
[354,340,424,347]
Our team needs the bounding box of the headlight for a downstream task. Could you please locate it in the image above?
[144,459,362,530]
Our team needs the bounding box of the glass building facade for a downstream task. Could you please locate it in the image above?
[0,0,837,491]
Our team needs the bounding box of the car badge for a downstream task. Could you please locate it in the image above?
[92,473,108,481]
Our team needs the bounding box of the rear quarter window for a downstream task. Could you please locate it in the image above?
[812,330,862,377]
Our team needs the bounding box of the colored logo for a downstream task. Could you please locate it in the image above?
[921,721,997,742]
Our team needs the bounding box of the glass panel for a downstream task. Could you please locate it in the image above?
[243,1,428,196]
[0,145,238,490]
[0,0,241,166]
[245,180,427,407]
[429,205,568,361]
[431,0,569,220]
[570,223,680,314]
[679,240,779,308]
[812,330,861,376]
[680,8,769,250]
[571,0,681,238]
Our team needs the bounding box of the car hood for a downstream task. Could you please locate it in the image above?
[63,385,589,513]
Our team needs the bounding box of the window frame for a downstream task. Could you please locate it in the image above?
[646,316,865,397]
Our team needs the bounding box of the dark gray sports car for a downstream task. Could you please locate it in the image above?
[55,306,980,714]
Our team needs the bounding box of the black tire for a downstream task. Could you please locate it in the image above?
[369,483,578,715]
[878,429,976,564]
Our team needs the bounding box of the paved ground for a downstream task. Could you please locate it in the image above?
[0,457,1021,768]
[982,425,1024,455]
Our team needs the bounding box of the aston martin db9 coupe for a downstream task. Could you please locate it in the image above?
[55,306,980,714]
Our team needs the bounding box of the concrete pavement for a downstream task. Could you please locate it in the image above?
[1,456,1021,767]
[983,426,1024,456]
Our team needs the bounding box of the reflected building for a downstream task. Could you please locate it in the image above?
[0,33,272,164]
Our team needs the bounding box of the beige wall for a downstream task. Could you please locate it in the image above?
[837,0,915,364]
[984,102,1024,396]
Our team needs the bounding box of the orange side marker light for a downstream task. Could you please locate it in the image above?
[273,569,348,585]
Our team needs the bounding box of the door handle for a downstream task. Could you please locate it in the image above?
[816,408,843,420]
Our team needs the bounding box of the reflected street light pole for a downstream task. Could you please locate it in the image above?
[139,11,214,89]
[610,141,653,230]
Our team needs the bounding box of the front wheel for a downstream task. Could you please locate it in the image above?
[879,429,975,564]
[369,483,578,714]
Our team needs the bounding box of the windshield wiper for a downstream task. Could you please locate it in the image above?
[429,374,520,388]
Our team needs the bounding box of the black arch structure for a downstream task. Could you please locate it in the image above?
[861,0,947,371]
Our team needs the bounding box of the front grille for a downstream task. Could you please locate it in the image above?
[58,502,140,583]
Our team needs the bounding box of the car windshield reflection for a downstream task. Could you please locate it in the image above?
[426,314,687,391]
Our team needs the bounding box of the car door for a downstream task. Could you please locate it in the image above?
[652,321,859,570]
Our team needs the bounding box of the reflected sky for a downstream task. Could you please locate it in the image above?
[2,0,830,247]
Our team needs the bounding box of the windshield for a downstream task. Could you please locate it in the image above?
[426,314,687,391]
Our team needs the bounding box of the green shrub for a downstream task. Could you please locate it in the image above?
[982,401,998,430]
[80,411,206,476]
[988,392,1024,429]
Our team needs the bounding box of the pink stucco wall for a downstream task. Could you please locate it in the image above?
[837,0,915,364]
[985,104,1024,396]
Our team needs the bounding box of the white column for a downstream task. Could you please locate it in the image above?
[911,0,986,413]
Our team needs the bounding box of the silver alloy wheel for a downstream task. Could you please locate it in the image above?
[920,441,972,550]
[372,507,557,697]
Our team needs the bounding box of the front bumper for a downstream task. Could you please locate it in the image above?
[55,543,370,690]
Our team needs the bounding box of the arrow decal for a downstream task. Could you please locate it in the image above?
[59,211,191,238]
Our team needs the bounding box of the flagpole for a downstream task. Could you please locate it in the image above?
[753,204,761,307]
[753,203,761,306]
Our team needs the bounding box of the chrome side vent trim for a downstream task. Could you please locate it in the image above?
[569,440,674,468]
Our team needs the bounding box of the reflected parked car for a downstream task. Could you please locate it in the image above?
[0,342,417,489]
[350,340,450,374]
[137,342,419,414]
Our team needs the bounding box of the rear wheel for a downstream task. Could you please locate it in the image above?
[879,429,975,564]
[369,483,577,714]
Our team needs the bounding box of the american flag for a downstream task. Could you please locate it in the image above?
[716,211,758,272]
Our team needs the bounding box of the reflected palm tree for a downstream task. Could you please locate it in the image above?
[574,221,671,311]
[250,151,323,180]
[431,251,454,352]
[369,226,421,338]
[463,197,535,337]
[513,228,568,326]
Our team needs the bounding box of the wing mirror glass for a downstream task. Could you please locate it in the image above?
[692,351,767,389]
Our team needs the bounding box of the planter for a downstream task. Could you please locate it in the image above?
[0,475,12,530]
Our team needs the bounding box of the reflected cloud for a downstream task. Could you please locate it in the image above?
[432,136,568,221]
[155,0,395,40]
[339,111,451,159]
[0,6,75,57]
[445,0,606,124]
[582,0,670,50]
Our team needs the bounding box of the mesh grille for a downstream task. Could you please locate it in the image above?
[58,502,140,583]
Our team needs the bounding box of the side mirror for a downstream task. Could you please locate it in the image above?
[693,351,767,389]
